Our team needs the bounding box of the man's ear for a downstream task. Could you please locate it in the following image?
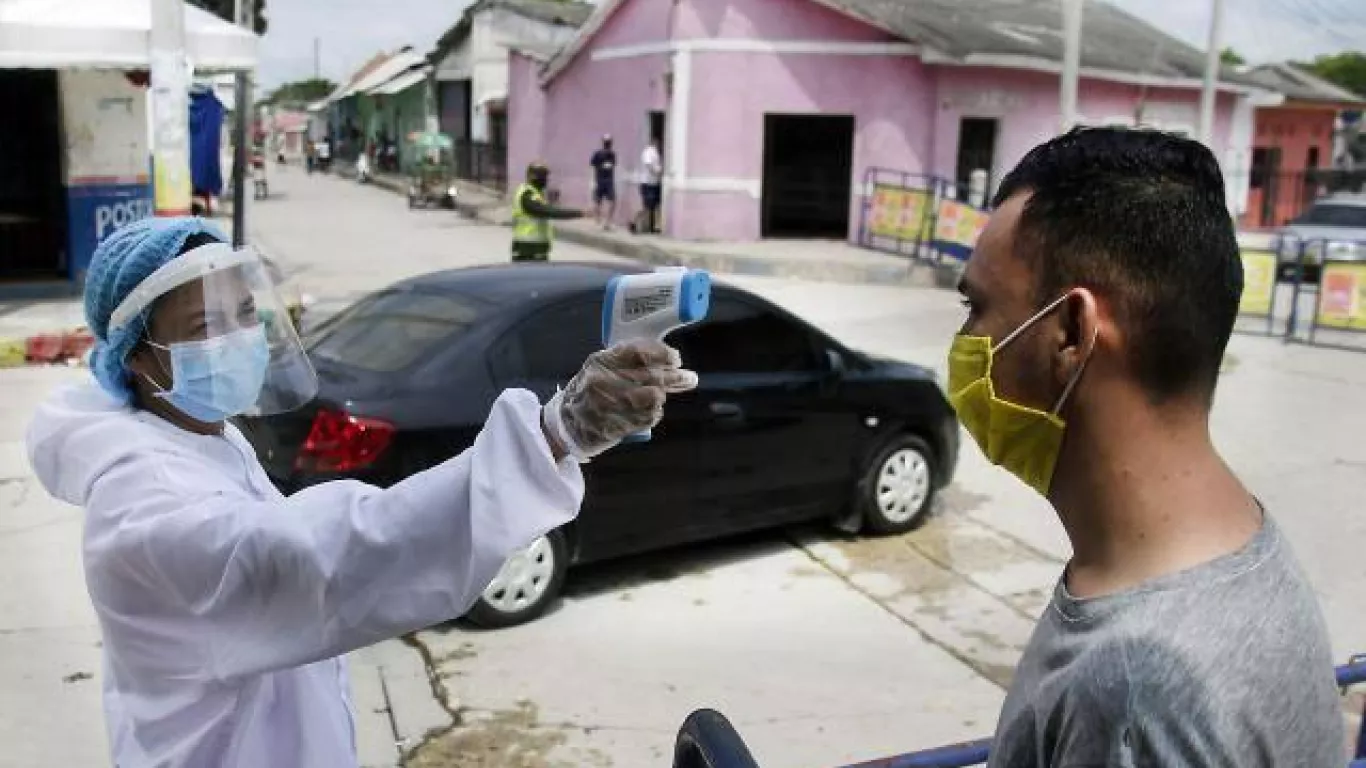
[1055,288,1101,385]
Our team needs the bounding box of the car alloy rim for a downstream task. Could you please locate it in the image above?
[877,448,931,524]
[482,535,555,613]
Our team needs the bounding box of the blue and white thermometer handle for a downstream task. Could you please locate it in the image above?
[601,267,711,442]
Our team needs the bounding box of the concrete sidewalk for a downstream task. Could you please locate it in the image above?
[354,168,1281,291]
[347,167,961,290]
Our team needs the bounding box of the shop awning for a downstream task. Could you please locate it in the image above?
[369,67,428,96]
[335,49,425,101]
[0,0,258,71]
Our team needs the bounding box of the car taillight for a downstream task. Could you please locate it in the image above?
[296,409,395,473]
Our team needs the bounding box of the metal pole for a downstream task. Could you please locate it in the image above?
[1198,0,1225,147]
[150,0,192,216]
[1060,0,1084,133]
[314,38,321,80]
[231,0,253,246]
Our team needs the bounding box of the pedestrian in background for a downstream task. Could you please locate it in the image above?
[590,134,617,230]
[639,137,663,234]
[511,161,584,262]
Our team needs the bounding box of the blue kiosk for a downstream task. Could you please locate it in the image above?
[0,0,257,300]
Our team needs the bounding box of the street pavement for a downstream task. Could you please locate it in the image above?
[1,165,1364,766]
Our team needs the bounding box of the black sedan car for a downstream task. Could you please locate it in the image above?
[239,263,959,627]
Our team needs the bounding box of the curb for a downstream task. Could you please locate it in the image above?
[343,169,962,290]
[550,226,960,290]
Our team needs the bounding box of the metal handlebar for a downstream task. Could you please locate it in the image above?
[673,710,760,768]
[673,657,1366,768]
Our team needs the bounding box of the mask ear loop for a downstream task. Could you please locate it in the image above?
[1051,326,1099,416]
[140,335,175,396]
[997,292,1073,353]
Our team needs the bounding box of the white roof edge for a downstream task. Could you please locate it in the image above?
[0,0,258,71]
[368,65,431,95]
[540,0,626,84]
[541,0,1255,94]
[925,51,1256,95]
[347,51,426,96]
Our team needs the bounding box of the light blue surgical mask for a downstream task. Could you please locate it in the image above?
[144,326,271,423]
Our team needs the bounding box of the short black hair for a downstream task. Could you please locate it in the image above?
[993,126,1242,404]
[180,232,220,255]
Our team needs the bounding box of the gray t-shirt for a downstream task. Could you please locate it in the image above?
[990,515,1344,768]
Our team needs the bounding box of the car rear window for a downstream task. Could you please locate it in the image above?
[307,290,480,372]
[1300,204,1366,228]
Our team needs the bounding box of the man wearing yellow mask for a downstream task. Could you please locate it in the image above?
[952,127,1342,767]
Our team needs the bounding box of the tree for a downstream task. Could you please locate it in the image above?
[1220,48,1246,67]
[265,78,337,107]
[1304,51,1366,99]
[188,0,267,35]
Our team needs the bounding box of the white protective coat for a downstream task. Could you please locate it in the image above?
[27,383,584,767]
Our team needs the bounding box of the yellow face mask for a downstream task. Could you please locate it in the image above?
[946,293,1094,496]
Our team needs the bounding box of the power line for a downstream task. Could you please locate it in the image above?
[1259,0,1366,50]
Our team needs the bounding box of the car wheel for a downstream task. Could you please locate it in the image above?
[859,434,937,535]
[465,530,568,628]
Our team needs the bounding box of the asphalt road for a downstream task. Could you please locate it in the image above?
[1,165,1363,767]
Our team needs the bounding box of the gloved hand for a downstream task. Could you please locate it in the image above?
[543,339,698,462]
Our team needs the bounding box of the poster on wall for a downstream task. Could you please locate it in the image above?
[60,70,155,282]
[868,185,933,242]
[932,199,990,261]
[150,49,193,216]
[67,184,155,281]
[1238,250,1277,317]
[1317,263,1366,331]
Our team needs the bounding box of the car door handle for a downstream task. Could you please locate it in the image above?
[709,402,744,420]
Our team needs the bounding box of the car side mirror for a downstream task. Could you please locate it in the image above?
[824,348,846,377]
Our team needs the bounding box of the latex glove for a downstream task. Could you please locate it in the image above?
[543,339,698,461]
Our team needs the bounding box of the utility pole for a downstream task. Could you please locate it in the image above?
[150,0,192,216]
[231,0,254,246]
[1060,0,1084,133]
[1198,0,1225,147]
[314,38,321,80]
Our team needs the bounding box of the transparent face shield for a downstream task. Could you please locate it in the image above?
[108,243,319,418]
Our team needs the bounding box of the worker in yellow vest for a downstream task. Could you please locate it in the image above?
[511,162,585,262]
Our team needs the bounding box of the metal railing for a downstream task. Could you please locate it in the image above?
[452,139,507,193]
[1239,168,1366,229]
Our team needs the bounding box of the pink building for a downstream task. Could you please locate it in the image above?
[510,0,1264,242]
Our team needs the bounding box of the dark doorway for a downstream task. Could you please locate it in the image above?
[0,69,66,281]
[488,108,508,148]
[955,118,998,204]
[649,110,666,148]
[761,114,854,238]
[1252,146,1282,227]
[437,79,472,141]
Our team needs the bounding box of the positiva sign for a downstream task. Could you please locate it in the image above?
[67,181,155,281]
[1238,250,1277,317]
[1317,262,1366,331]
[868,185,934,242]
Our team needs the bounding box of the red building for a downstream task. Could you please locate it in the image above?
[1241,63,1365,229]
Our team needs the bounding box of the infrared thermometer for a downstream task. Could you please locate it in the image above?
[602,266,712,441]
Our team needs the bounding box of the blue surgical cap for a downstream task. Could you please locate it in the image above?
[85,217,229,404]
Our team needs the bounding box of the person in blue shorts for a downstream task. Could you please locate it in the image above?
[590,134,617,230]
